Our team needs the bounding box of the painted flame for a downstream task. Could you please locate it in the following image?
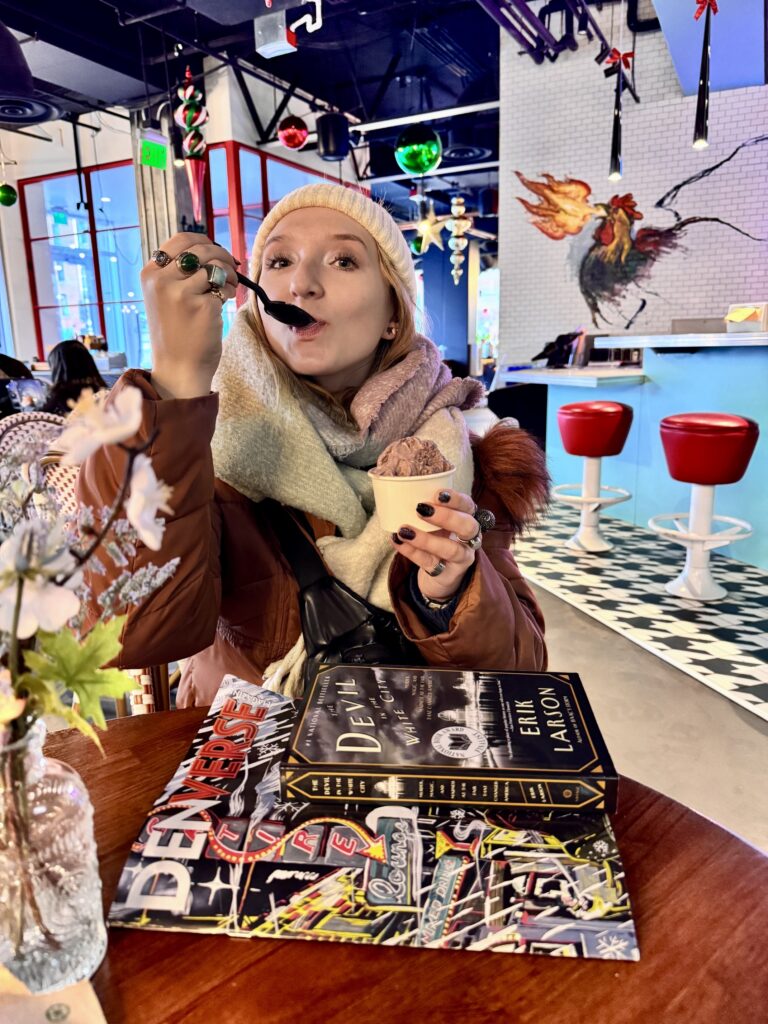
[515,172,597,240]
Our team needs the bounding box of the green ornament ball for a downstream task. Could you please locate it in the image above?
[409,235,423,255]
[0,183,17,207]
[394,126,443,176]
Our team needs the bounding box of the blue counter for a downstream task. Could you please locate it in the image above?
[502,342,767,569]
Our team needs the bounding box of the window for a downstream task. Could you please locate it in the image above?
[20,161,150,367]
[0,243,14,357]
[207,141,339,332]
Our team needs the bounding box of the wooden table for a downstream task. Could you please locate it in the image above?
[45,710,768,1024]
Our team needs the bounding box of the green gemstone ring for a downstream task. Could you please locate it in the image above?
[176,250,201,275]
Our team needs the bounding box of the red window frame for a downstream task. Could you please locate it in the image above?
[19,158,136,360]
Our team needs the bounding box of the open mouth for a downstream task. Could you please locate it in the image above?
[291,320,327,338]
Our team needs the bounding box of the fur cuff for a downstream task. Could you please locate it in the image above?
[471,420,550,537]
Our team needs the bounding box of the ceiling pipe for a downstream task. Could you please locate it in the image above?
[473,0,546,63]
[101,1,341,117]
[627,0,660,34]
[119,1,187,27]
[363,159,499,186]
[353,101,500,135]
[258,101,500,150]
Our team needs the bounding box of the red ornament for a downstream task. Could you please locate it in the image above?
[694,0,718,20]
[278,115,309,151]
[606,48,634,70]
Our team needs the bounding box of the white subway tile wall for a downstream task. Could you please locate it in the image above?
[498,8,768,365]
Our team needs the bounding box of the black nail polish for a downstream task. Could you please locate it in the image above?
[398,526,416,540]
[391,532,403,545]
[416,503,435,517]
[438,491,451,503]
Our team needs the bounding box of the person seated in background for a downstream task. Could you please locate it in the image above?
[41,339,108,417]
[0,352,34,418]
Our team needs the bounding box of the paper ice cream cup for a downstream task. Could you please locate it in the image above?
[368,466,456,533]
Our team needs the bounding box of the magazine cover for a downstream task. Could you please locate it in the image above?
[108,676,639,961]
[283,666,618,812]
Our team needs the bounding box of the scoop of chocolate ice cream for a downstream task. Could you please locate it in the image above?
[370,437,453,477]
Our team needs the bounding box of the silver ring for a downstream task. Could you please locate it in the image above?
[474,508,496,533]
[205,263,228,289]
[425,558,446,578]
[151,249,172,268]
[463,525,483,550]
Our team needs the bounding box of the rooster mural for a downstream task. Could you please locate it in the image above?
[516,137,767,327]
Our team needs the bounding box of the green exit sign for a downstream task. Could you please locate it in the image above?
[140,138,168,169]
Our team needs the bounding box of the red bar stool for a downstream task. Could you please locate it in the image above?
[554,401,633,552]
[649,412,759,600]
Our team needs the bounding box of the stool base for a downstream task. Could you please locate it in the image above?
[648,485,753,602]
[664,567,727,602]
[553,458,631,553]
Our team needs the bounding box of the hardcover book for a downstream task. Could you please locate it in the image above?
[282,666,618,812]
[109,676,639,961]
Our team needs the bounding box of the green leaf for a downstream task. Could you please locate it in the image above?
[18,673,104,751]
[22,617,136,733]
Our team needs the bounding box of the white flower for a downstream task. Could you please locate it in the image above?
[0,575,81,639]
[125,454,174,551]
[0,520,77,580]
[57,386,143,465]
[0,520,82,639]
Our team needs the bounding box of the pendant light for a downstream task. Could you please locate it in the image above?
[608,62,623,181]
[693,1,717,150]
[605,47,633,182]
[604,3,632,182]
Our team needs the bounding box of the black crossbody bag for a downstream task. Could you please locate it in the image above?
[264,501,423,694]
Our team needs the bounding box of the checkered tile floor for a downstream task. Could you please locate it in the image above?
[515,504,768,723]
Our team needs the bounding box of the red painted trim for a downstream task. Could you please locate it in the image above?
[83,168,107,340]
[260,148,270,216]
[227,140,246,267]
[18,181,44,360]
[202,145,215,230]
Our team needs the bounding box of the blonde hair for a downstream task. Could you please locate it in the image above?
[243,246,418,420]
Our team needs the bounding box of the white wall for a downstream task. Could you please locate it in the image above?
[498,9,768,366]
[0,112,133,360]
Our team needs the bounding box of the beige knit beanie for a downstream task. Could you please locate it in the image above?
[250,183,417,303]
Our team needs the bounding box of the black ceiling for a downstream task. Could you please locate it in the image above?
[0,0,504,225]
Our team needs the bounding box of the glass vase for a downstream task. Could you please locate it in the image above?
[0,721,107,993]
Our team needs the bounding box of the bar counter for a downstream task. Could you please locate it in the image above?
[498,333,767,569]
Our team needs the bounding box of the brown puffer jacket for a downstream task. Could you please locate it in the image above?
[76,370,550,707]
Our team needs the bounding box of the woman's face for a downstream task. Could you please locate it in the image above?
[258,207,394,394]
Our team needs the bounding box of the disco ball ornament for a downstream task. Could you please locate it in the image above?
[0,183,17,207]
[409,235,423,255]
[394,125,442,175]
[278,115,309,151]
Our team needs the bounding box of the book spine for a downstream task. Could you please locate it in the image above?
[282,769,615,812]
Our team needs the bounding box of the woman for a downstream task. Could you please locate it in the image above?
[42,339,108,416]
[78,184,549,706]
[0,353,34,418]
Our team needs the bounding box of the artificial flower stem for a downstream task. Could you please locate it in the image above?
[8,576,24,688]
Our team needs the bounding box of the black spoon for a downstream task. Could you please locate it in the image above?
[235,272,316,328]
